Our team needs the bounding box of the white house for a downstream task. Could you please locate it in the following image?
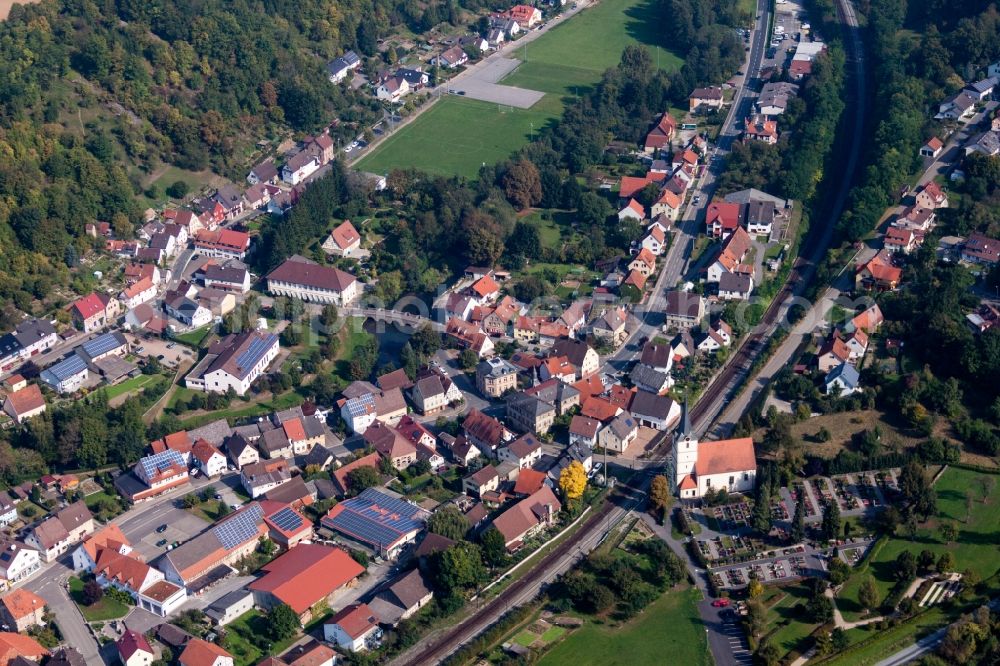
[192,440,228,477]
[185,331,280,396]
[376,76,410,102]
[825,362,860,396]
[120,277,158,310]
[324,603,382,652]
[327,51,361,83]
[618,198,645,222]
[498,434,543,469]
[282,151,321,185]
[165,296,213,329]
[39,355,88,394]
[0,539,41,585]
[0,499,16,528]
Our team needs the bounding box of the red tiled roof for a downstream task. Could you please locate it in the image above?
[192,438,223,465]
[329,220,361,250]
[580,397,620,422]
[80,523,131,563]
[4,384,44,416]
[694,438,756,477]
[656,189,681,210]
[925,137,943,150]
[327,603,379,640]
[117,629,154,661]
[283,418,307,442]
[619,173,666,199]
[0,588,45,621]
[332,453,381,495]
[0,632,48,665]
[194,228,250,252]
[72,293,106,320]
[513,469,546,495]
[248,544,364,614]
[471,274,500,298]
[179,638,233,666]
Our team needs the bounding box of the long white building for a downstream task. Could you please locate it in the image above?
[266,255,360,305]
[185,331,280,395]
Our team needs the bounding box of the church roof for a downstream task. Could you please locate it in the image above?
[694,438,756,477]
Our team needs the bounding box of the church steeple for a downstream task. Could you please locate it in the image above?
[680,398,691,439]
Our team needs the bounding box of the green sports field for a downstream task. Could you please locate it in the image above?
[356,95,563,178]
[501,0,683,97]
[356,0,683,178]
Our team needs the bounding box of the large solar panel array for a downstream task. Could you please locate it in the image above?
[325,488,425,548]
[138,449,186,478]
[213,502,264,550]
[45,355,88,381]
[269,506,304,533]
[80,332,126,358]
[235,334,277,372]
[346,393,376,418]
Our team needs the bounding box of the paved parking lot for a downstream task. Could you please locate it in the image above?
[719,609,753,665]
[127,333,198,369]
[116,488,218,562]
[448,57,546,108]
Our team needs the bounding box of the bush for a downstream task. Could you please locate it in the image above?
[166,180,190,198]
[82,580,104,605]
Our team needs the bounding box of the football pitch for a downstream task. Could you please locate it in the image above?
[356,95,563,178]
[356,0,684,178]
[502,0,683,96]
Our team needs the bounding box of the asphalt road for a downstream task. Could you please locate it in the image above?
[697,0,868,438]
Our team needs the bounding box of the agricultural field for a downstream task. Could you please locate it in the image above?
[502,0,683,97]
[356,96,562,178]
[538,586,711,666]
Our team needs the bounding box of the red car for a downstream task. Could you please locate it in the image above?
[712,599,731,608]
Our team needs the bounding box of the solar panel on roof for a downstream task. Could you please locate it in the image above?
[324,488,425,548]
[46,355,87,381]
[347,393,375,417]
[212,503,264,549]
[138,449,186,478]
[81,332,125,358]
[326,511,406,547]
[236,334,277,371]
[269,506,303,532]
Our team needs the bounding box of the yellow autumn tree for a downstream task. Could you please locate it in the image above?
[559,461,588,500]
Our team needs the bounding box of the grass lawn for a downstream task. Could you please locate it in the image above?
[524,210,574,250]
[225,610,299,666]
[172,325,214,348]
[538,586,711,666]
[502,0,683,98]
[356,95,563,178]
[839,467,1000,621]
[177,390,304,429]
[762,584,818,656]
[186,499,228,523]
[103,373,165,401]
[68,576,130,622]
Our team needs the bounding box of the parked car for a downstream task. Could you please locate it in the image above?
[712,598,731,607]
[156,524,168,533]
[156,539,168,547]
